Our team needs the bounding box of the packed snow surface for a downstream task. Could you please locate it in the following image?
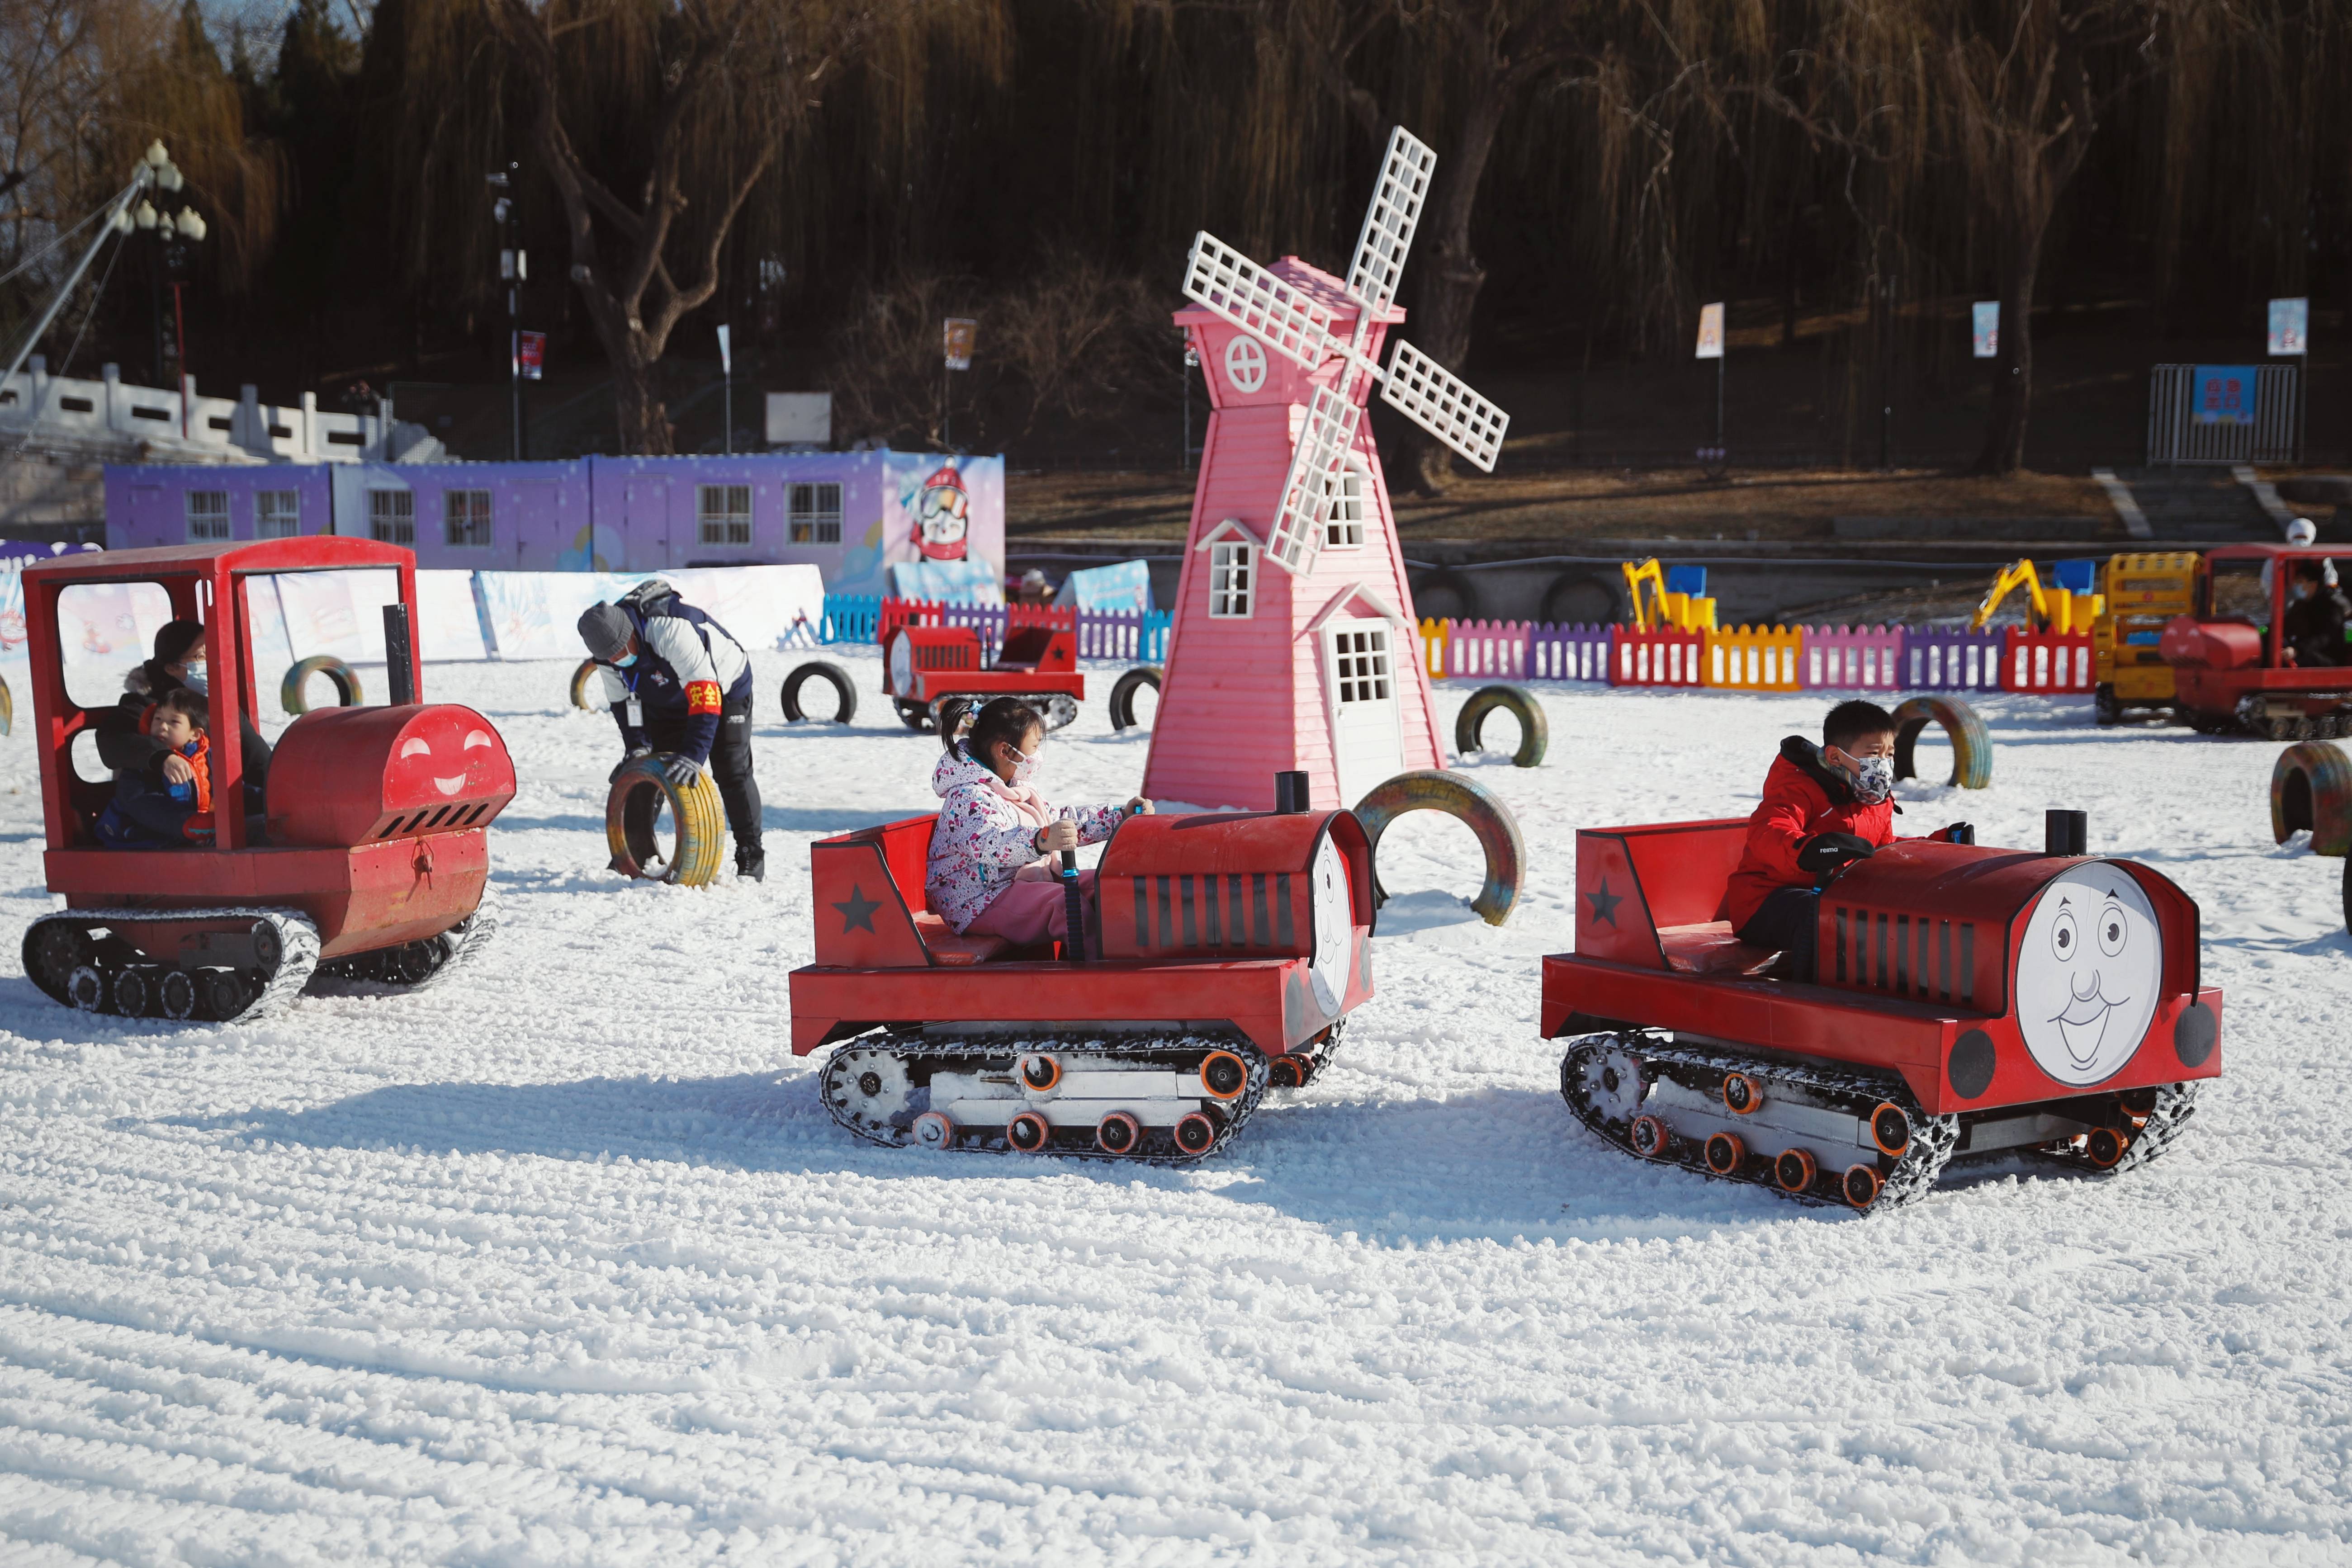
[0,651,2346,1566]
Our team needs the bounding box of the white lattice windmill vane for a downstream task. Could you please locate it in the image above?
[1181,127,1511,574]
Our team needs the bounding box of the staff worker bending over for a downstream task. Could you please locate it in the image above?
[578,580,766,882]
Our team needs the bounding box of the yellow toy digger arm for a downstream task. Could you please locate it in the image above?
[1622,558,1667,633]
[1971,559,2049,632]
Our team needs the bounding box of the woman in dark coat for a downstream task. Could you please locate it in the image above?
[94,619,271,807]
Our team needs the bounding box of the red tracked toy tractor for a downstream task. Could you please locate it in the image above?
[1543,810,2221,1210]
[882,613,1085,733]
[788,776,1373,1162]
[19,538,516,1024]
[2159,544,2352,739]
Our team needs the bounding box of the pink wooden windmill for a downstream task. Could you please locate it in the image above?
[1142,128,1511,812]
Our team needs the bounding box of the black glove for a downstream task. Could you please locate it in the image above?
[1797,831,1876,878]
[1939,822,1976,845]
[662,754,703,787]
[608,746,651,784]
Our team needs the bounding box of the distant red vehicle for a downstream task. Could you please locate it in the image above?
[1542,813,2221,1209]
[882,619,1085,732]
[788,791,1372,1161]
[2160,544,2352,739]
[19,538,516,1023]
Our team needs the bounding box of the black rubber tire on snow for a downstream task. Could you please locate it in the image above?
[896,699,934,732]
[1453,685,1547,767]
[781,660,858,724]
[1110,666,1163,731]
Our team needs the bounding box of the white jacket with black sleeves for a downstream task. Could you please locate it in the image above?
[596,584,754,764]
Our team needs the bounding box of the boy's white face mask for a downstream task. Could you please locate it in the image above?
[1849,754,1895,804]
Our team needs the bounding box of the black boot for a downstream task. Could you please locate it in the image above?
[736,845,766,884]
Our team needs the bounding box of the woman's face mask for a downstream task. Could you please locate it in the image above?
[181,660,208,694]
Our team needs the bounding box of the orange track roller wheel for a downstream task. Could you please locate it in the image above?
[1171,1112,1218,1156]
[1007,1111,1053,1153]
[1199,1051,1248,1100]
[2086,1126,2132,1168]
[1268,1056,1312,1090]
[1094,1112,1141,1155]
[1775,1148,1818,1193]
[1869,1102,1912,1157]
[1721,1072,1762,1115]
[1703,1131,1745,1176]
[1842,1164,1883,1209]
[1628,1115,1671,1158]
[911,1111,956,1150]
[1017,1054,1062,1093]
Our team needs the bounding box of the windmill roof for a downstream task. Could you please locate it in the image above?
[1174,254,1405,327]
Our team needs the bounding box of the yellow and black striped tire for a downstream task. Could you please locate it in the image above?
[282,656,363,716]
[570,659,607,711]
[605,755,728,886]
[1892,695,1992,790]
[1350,768,1526,927]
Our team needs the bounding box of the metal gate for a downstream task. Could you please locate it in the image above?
[2147,363,2301,465]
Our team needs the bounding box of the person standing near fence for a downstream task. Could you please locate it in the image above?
[577,581,766,883]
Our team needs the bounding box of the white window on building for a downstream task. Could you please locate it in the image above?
[186,490,229,541]
[788,482,841,544]
[696,483,752,546]
[369,489,416,546]
[256,489,300,538]
[444,488,493,547]
[1209,540,1254,618]
[1323,463,1366,548]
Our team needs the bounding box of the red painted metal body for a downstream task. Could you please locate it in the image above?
[1545,817,2222,1117]
[788,809,1375,1057]
[2161,544,2352,721]
[23,538,514,960]
[881,623,1085,707]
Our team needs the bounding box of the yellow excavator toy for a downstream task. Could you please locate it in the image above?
[1969,558,2105,637]
[1622,558,1718,633]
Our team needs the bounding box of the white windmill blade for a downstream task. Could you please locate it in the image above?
[1182,231,1341,374]
[1379,339,1510,473]
[1344,127,1437,316]
[1263,386,1363,576]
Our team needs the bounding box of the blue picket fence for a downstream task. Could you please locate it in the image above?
[819,593,1169,664]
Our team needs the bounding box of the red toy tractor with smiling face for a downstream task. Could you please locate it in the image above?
[19,538,516,1023]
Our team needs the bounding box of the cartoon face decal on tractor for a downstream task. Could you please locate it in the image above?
[2014,863,2164,1087]
[384,710,511,808]
[915,465,970,561]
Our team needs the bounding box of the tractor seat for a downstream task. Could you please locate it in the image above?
[1658,922,1780,978]
[912,911,1013,966]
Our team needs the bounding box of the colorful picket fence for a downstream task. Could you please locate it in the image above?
[2005,631,2096,693]
[833,594,1170,665]
[1615,628,1708,687]
[1803,625,1907,691]
[1708,624,1804,691]
[1904,628,2007,692]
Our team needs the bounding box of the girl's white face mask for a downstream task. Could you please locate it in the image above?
[1006,745,1040,787]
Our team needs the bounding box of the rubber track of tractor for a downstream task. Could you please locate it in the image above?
[820,1032,1272,1164]
[2028,1080,2202,1179]
[26,907,322,1025]
[1558,1030,1961,1210]
[326,899,500,993]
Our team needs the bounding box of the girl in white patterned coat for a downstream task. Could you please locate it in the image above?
[925,697,1151,941]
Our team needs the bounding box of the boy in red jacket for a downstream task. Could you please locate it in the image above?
[1724,699,1972,980]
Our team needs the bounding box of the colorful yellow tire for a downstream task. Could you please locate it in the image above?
[0,671,12,736]
[281,656,363,715]
[1349,768,1526,927]
[1892,695,1992,790]
[570,659,606,711]
[605,755,728,886]
[2272,740,2352,857]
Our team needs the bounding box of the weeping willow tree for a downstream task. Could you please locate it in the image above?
[389,0,1004,453]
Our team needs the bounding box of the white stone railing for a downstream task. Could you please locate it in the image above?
[0,356,441,466]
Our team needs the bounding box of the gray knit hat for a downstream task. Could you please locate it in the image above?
[577,602,634,661]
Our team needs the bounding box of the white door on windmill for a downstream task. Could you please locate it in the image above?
[1324,617,1403,810]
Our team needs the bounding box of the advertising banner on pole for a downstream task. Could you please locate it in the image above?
[1694,303,1724,360]
[1971,302,1999,359]
[2191,366,2258,425]
[943,318,977,372]
[2267,298,2309,356]
[517,331,545,381]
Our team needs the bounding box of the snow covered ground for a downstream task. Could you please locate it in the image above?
[0,650,2347,1566]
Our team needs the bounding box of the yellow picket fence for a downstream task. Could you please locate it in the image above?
[1704,624,1804,690]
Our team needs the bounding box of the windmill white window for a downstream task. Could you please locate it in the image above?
[1323,461,1367,548]
[1210,542,1254,617]
[255,489,300,538]
[185,491,229,541]
[1178,124,1510,578]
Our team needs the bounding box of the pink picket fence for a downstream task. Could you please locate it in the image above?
[1803,625,1907,691]
[2003,630,2096,693]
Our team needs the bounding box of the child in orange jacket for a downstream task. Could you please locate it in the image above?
[94,690,215,848]
[1724,699,1972,980]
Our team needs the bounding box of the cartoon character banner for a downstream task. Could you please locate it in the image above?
[473,564,824,660]
[827,453,1004,600]
[1063,559,1154,614]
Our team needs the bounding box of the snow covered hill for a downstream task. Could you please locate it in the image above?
[0,653,2344,1565]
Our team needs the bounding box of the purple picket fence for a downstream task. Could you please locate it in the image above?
[1528,623,1614,682]
[1803,625,1907,691]
[1902,628,2007,692]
